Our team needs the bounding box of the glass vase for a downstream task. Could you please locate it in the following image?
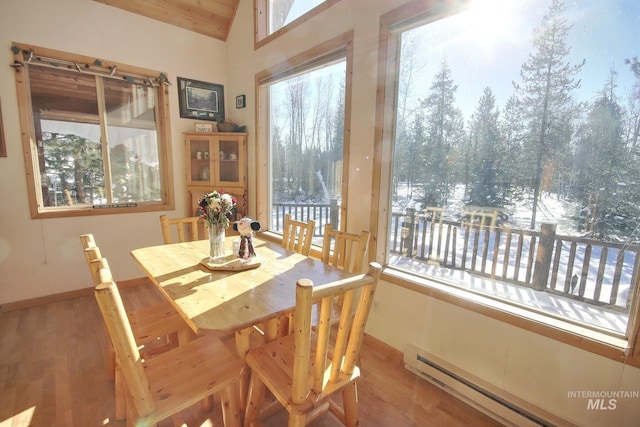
[208,223,226,261]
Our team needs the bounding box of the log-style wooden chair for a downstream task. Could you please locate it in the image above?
[318,225,372,330]
[243,262,382,427]
[92,257,244,427]
[80,235,193,368]
[276,215,317,336]
[81,234,195,420]
[321,224,371,274]
[282,214,316,256]
[160,214,203,244]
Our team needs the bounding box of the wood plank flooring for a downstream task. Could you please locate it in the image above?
[0,284,503,427]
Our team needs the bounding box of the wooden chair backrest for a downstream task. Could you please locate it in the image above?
[282,214,316,256]
[92,257,157,417]
[79,233,95,250]
[291,262,381,404]
[160,215,202,244]
[80,234,103,282]
[321,225,371,274]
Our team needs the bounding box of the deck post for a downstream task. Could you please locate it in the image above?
[401,207,416,257]
[532,222,556,291]
[330,197,339,230]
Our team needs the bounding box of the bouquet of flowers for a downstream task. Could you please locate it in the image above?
[197,190,237,229]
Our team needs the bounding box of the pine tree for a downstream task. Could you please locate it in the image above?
[574,70,640,241]
[624,57,640,150]
[467,87,507,207]
[512,0,584,229]
[500,95,528,202]
[42,132,103,206]
[418,60,465,206]
[394,29,429,201]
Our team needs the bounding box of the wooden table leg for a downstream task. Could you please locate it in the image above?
[264,317,279,342]
[234,327,252,409]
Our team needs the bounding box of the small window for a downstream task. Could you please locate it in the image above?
[12,44,174,218]
[254,0,341,49]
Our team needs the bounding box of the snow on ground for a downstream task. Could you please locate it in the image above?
[398,183,581,234]
[389,253,628,334]
[390,183,631,335]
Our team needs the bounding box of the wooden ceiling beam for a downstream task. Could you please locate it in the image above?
[93,0,238,41]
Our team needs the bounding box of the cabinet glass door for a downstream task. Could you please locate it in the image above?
[217,138,240,184]
[188,137,211,184]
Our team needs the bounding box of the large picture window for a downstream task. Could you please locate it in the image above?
[256,33,352,242]
[375,0,640,361]
[13,44,174,218]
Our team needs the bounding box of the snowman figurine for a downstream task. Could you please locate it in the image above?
[232,217,260,259]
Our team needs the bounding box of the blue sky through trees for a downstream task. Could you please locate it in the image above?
[406,0,640,119]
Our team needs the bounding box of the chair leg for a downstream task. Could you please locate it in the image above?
[168,331,180,347]
[177,328,196,345]
[235,328,252,408]
[243,372,266,427]
[276,314,290,337]
[114,364,127,421]
[264,317,279,341]
[342,382,359,427]
[125,392,137,427]
[107,343,116,381]
[220,383,242,427]
[287,413,306,427]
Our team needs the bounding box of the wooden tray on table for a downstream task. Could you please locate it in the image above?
[200,255,261,271]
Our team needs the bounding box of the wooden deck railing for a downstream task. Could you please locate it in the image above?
[272,198,340,237]
[390,207,639,311]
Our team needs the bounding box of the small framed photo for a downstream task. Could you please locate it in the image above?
[177,77,225,122]
[236,94,246,109]
[195,122,214,133]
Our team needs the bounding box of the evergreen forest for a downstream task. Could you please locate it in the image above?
[393,0,640,242]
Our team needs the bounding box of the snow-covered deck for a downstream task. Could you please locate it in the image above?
[389,255,629,335]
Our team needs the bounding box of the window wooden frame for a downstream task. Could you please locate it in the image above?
[255,31,354,235]
[12,43,175,219]
[254,0,342,50]
[370,1,640,368]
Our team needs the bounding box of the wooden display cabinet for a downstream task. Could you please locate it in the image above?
[185,132,248,220]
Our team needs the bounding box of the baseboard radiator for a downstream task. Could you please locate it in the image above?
[403,345,565,427]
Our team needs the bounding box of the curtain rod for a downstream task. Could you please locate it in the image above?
[10,46,171,87]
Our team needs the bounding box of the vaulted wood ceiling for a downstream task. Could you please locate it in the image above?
[93,0,240,41]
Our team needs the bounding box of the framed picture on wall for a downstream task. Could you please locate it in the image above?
[236,95,246,109]
[177,77,225,122]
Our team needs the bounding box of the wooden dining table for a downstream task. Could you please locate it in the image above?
[130,235,352,360]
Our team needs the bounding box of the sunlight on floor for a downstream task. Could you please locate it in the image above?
[0,406,36,427]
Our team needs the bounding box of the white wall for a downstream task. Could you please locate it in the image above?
[226,0,382,232]
[224,1,640,426]
[367,282,640,426]
[0,0,228,303]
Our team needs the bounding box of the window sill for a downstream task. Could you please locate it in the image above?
[382,266,633,365]
[32,201,173,219]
